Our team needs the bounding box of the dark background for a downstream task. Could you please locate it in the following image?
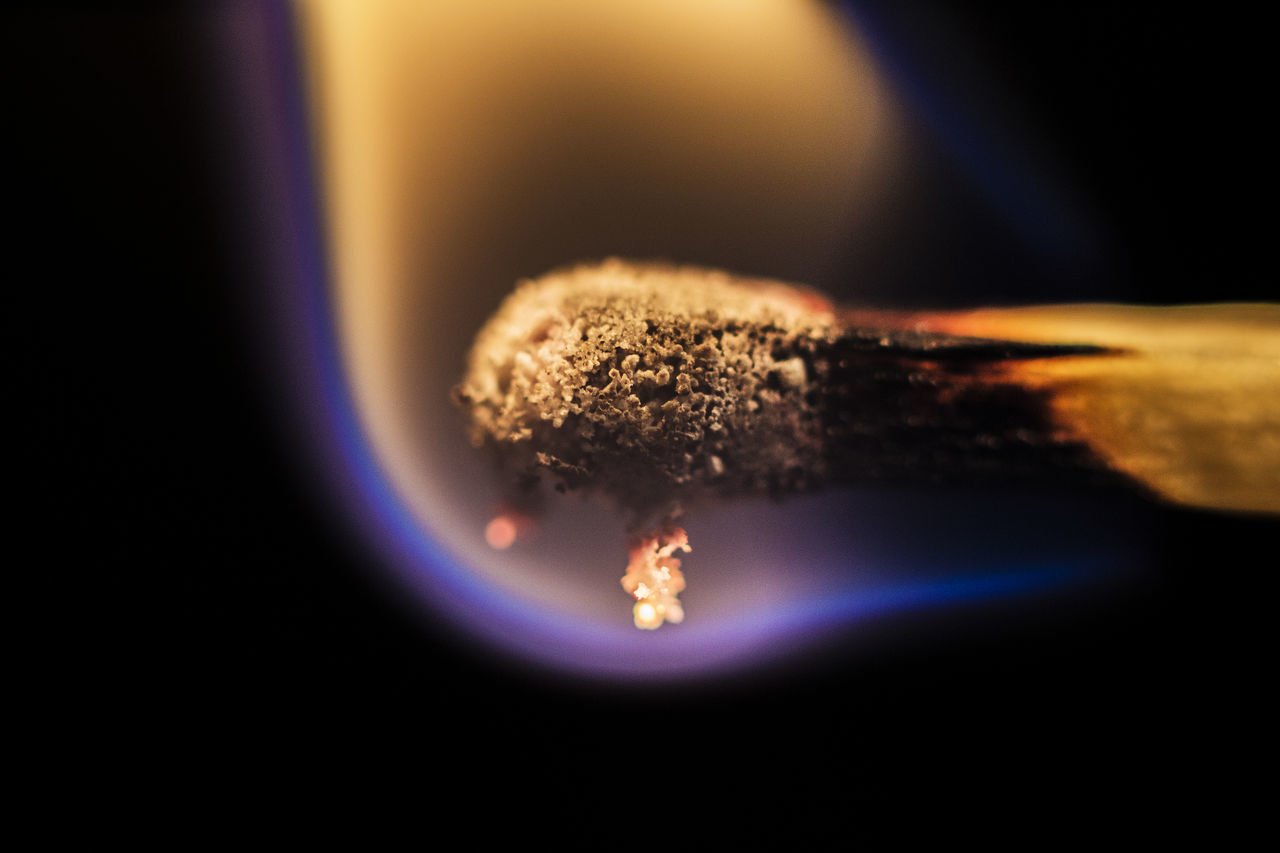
[14,2,1272,836]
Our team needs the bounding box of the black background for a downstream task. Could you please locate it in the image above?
[13,2,1273,838]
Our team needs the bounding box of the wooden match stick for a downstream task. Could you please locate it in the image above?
[458,259,1279,516]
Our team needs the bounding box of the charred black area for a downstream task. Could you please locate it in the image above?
[814,328,1128,492]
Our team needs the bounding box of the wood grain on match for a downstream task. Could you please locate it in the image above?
[927,304,1280,514]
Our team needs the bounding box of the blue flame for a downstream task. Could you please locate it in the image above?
[843,1,1099,267]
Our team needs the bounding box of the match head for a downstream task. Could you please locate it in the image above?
[456,259,840,517]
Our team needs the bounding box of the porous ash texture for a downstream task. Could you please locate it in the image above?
[456,259,838,519]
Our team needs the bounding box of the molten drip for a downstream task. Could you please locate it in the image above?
[621,525,690,629]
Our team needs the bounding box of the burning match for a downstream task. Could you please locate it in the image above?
[457,259,1280,628]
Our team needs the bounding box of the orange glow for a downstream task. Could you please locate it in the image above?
[484,515,519,550]
[621,526,690,629]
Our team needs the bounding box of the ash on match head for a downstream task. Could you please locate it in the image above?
[455,259,843,520]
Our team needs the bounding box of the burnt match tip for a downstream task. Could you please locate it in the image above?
[455,259,842,518]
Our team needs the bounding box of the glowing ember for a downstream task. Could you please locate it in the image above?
[484,516,518,550]
[484,510,536,550]
[621,525,689,629]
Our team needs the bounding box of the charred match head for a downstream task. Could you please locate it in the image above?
[455,259,847,521]
[456,259,1108,521]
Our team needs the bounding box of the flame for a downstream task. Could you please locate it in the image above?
[248,0,1157,678]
